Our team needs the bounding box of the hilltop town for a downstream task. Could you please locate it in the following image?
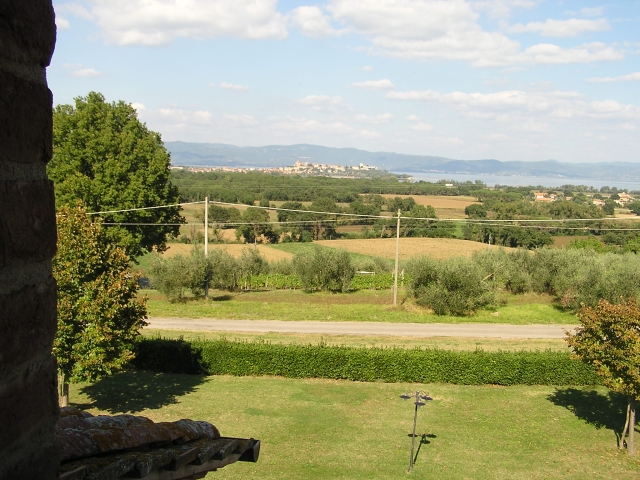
[171,159,395,179]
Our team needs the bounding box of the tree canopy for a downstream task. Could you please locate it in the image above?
[566,299,640,455]
[53,204,147,404]
[49,92,183,258]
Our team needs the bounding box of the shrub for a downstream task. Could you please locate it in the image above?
[134,338,600,386]
[148,252,194,302]
[293,247,355,292]
[269,259,295,275]
[406,256,496,315]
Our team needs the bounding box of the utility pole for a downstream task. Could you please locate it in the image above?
[204,196,208,298]
[204,196,209,257]
[393,209,401,308]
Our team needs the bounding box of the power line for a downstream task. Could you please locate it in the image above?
[61,198,640,226]
[85,201,204,216]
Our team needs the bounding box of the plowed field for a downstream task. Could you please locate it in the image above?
[315,237,508,260]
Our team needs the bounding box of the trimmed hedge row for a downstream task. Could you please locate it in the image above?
[243,273,400,290]
[133,338,600,386]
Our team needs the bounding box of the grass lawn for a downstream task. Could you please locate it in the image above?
[142,329,570,352]
[143,289,578,325]
[70,372,640,479]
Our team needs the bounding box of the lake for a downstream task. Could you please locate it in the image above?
[396,172,640,191]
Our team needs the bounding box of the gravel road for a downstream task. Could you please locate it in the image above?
[147,317,577,339]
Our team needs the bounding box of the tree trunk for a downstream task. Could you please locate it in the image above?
[621,400,630,449]
[629,397,636,456]
[60,381,69,407]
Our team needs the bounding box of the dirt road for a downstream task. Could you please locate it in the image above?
[147,318,577,339]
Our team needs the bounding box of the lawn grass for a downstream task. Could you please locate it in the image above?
[142,329,570,352]
[143,289,578,325]
[70,372,640,479]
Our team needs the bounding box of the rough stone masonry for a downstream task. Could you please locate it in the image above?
[0,1,59,479]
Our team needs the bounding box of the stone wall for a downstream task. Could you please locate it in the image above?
[0,1,59,479]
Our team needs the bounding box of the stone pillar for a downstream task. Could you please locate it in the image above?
[0,1,59,479]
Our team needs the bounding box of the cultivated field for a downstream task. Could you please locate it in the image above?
[70,373,640,479]
[314,237,509,260]
[143,289,577,325]
[381,194,479,218]
[552,236,589,248]
[162,243,294,262]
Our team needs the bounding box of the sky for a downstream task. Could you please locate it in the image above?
[49,0,640,164]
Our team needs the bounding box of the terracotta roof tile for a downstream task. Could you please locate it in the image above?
[56,407,259,480]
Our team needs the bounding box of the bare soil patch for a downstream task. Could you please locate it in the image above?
[315,237,510,260]
[381,194,479,209]
[552,235,588,248]
[163,243,293,261]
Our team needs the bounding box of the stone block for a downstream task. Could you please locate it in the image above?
[0,355,58,454]
[0,70,53,164]
[0,179,57,264]
[0,0,56,67]
[0,276,57,372]
[0,441,59,480]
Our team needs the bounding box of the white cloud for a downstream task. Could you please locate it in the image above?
[268,116,355,135]
[405,114,421,121]
[359,129,383,139]
[355,113,394,124]
[289,6,344,37]
[71,67,102,77]
[471,0,539,19]
[323,0,621,67]
[56,16,70,29]
[580,7,605,18]
[587,72,640,83]
[223,114,258,126]
[220,82,249,91]
[362,65,374,71]
[351,79,394,89]
[157,108,213,125]
[131,102,146,111]
[73,0,287,46]
[328,0,520,67]
[411,122,434,131]
[508,18,610,37]
[387,88,640,126]
[296,95,350,112]
[56,3,93,20]
[520,42,622,64]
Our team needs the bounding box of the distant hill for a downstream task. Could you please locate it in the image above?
[165,141,640,181]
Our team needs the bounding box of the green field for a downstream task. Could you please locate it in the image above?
[70,372,640,479]
[143,289,578,325]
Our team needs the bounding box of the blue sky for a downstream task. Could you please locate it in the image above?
[50,0,640,163]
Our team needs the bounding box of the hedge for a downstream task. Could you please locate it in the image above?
[243,273,400,291]
[133,338,600,386]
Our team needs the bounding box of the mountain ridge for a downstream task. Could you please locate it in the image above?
[165,141,640,181]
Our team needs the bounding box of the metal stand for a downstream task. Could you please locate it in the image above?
[400,391,433,472]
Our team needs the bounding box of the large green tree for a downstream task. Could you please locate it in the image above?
[236,207,278,244]
[566,299,640,455]
[53,204,148,405]
[49,92,183,258]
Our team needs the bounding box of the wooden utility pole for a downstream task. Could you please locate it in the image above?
[393,209,401,307]
[204,196,209,297]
